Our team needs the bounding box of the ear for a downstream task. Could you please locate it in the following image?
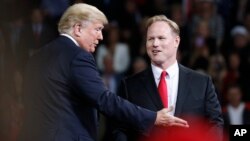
[73,23,82,37]
[175,35,180,48]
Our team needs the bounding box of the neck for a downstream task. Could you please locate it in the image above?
[153,59,177,70]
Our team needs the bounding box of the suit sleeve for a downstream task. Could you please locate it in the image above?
[205,76,224,140]
[70,51,156,132]
[112,79,130,141]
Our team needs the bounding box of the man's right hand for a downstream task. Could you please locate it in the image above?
[154,107,189,128]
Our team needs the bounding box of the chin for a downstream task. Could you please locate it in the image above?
[151,57,163,63]
[90,49,96,53]
[153,59,165,65]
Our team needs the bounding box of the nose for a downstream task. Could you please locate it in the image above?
[152,39,159,47]
[98,32,103,40]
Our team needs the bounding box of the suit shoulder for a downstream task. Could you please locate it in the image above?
[52,36,93,60]
[180,65,211,80]
[27,36,88,68]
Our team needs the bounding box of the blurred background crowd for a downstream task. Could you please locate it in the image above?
[0,0,249,141]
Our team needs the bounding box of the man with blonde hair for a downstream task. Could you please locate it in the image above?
[114,15,223,141]
[18,4,188,141]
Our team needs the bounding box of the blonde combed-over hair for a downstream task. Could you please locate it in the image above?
[58,3,108,34]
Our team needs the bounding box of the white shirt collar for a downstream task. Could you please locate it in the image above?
[61,33,79,47]
[151,61,179,80]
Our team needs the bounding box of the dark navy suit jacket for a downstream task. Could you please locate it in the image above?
[114,65,224,141]
[18,36,156,141]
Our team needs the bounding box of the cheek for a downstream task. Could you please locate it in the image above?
[146,46,152,54]
[86,32,94,42]
[85,38,93,46]
[91,31,98,39]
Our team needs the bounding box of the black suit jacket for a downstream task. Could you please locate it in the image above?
[18,36,156,141]
[114,65,224,141]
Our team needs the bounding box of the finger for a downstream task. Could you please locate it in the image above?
[173,117,189,125]
[170,122,189,128]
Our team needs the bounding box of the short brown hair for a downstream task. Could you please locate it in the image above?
[145,15,180,36]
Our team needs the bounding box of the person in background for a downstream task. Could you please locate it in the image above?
[19,8,57,70]
[18,4,188,141]
[230,25,250,101]
[222,85,250,140]
[96,24,130,74]
[222,85,250,127]
[113,15,223,141]
[132,57,148,74]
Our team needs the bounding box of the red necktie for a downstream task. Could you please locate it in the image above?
[158,71,168,108]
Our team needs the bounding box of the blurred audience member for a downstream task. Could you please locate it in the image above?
[99,53,123,141]
[170,3,190,65]
[96,24,130,74]
[230,0,250,24]
[9,18,23,54]
[189,0,224,47]
[6,17,25,72]
[208,54,227,101]
[189,20,216,73]
[230,25,250,101]
[101,53,122,93]
[20,8,57,59]
[231,25,249,50]
[222,85,250,127]
[40,0,70,25]
[132,57,148,74]
[221,52,241,104]
[136,17,151,64]
[118,0,142,59]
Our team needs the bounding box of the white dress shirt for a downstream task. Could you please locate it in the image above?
[228,103,245,125]
[151,61,179,115]
[96,43,130,73]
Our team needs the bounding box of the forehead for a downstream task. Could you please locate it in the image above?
[147,21,171,35]
[86,21,104,28]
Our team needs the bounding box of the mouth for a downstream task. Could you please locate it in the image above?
[152,50,161,55]
[93,42,99,47]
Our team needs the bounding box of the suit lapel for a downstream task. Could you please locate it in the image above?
[140,67,164,110]
[175,65,190,116]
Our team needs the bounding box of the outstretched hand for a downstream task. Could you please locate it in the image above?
[155,106,189,128]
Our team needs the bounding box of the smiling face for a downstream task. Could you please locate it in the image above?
[74,21,104,53]
[146,21,180,69]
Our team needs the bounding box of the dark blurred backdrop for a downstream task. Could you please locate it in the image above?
[0,0,250,141]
